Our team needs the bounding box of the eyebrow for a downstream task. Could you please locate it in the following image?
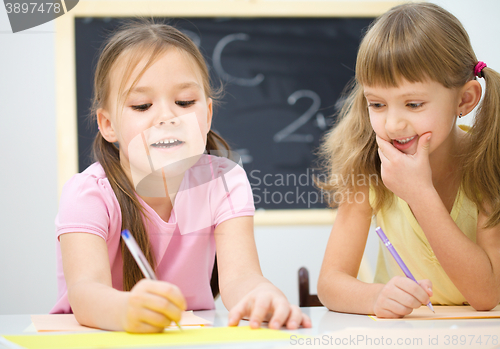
[122,86,152,99]
[399,92,428,98]
[122,82,202,99]
[364,91,428,98]
[173,82,202,91]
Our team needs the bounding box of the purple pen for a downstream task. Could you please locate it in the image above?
[375,227,435,313]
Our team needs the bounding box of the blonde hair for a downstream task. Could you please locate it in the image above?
[91,19,229,291]
[318,2,500,227]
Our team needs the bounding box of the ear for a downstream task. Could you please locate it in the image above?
[458,80,482,116]
[206,98,213,131]
[97,108,118,143]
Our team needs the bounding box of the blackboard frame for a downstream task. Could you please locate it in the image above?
[55,0,404,225]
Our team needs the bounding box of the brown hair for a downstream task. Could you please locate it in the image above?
[91,19,229,291]
[318,2,500,227]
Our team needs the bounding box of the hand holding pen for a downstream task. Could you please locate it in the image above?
[121,229,186,332]
[374,227,434,318]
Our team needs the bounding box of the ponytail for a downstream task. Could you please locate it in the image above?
[462,67,500,228]
[206,129,230,152]
[92,133,156,291]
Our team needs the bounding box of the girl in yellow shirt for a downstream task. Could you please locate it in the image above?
[317,2,500,318]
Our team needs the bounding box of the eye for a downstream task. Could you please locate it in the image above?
[131,103,152,112]
[176,100,195,107]
[368,103,385,109]
[407,102,424,109]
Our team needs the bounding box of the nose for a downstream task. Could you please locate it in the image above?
[384,108,406,135]
[157,117,180,127]
[155,106,180,127]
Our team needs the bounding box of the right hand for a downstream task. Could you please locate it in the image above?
[373,276,433,318]
[122,279,186,333]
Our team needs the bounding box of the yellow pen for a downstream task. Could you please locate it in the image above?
[121,229,183,330]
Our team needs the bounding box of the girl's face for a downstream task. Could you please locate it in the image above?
[98,48,212,186]
[364,79,461,156]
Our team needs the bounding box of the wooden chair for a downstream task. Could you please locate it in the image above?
[298,267,323,307]
[210,256,219,299]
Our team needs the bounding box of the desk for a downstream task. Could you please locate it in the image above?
[1,307,500,349]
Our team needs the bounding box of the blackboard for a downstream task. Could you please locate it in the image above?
[75,16,373,209]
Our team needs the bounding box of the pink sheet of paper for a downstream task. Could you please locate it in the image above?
[370,305,500,321]
[31,311,212,332]
[31,314,97,332]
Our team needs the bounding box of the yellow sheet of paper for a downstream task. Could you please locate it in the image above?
[370,305,500,321]
[30,311,212,332]
[3,326,298,349]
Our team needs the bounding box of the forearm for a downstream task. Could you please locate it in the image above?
[318,270,384,315]
[68,281,128,331]
[410,189,500,309]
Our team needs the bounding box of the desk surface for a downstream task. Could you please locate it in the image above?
[1,307,500,349]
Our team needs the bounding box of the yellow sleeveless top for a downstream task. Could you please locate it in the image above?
[369,186,477,305]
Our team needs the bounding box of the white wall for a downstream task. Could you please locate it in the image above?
[1,0,499,314]
[0,14,58,313]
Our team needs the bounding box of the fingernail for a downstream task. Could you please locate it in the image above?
[251,320,259,328]
[272,321,280,329]
[289,320,298,329]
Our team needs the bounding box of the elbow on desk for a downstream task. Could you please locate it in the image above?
[468,298,500,312]
[316,277,338,311]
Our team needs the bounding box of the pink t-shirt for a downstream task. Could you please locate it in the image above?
[51,155,254,314]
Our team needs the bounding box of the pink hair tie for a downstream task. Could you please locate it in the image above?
[474,61,487,78]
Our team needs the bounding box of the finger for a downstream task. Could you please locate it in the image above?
[376,135,399,160]
[228,300,251,327]
[130,291,183,324]
[138,307,173,329]
[394,277,431,307]
[248,295,273,329]
[378,148,389,164]
[125,321,165,333]
[148,294,184,323]
[284,305,303,330]
[417,279,433,298]
[267,299,290,330]
[146,282,187,312]
[376,299,409,318]
[300,312,312,328]
[416,132,432,158]
[390,284,423,310]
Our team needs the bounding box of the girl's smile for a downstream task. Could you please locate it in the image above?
[151,138,184,149]
[392,135,417,151]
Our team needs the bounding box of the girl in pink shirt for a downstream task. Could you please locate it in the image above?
[52,20,311,333]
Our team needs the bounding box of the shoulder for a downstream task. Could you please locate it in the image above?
[62,163,109,193]
[191,155,254,221]
[59,162,116,208]
[56,163,120,238]
[190,154,249,182]
[212,155,248,179]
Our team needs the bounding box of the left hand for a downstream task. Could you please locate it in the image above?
[376,133,433,204]
[227,284,312,330]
